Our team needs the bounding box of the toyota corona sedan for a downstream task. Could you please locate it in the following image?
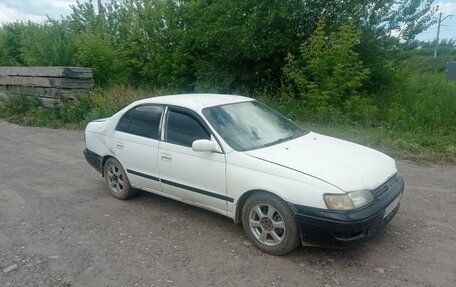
[83,94,404,255]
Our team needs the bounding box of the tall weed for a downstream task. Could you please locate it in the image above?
[0,87,155,128]
[1,93,42,115]
[380,73,456,132]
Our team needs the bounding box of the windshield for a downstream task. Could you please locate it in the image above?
[203,101,308,151]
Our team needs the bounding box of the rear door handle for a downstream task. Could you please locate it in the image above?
[160,153,172,162]
[115,141,124,149]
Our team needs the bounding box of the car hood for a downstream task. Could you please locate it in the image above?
[244,132,396,192]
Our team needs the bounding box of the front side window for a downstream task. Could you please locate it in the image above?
[116,105,163,140]
[165,110,210,147]
[203,100,307,151]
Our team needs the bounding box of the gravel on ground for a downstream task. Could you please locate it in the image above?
[0,120,455,287]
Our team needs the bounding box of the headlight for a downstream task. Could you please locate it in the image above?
[348,190,374,208]
[323,194,354,210]
[324,190,374,211]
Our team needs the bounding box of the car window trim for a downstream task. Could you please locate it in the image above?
[115,107,134,133]
[201,100,308,152]
[163,105,225,153]
[115,103,225,153]
[164,107,211,147]
[115,104,165,140]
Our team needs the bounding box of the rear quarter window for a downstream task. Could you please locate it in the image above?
[116,105,164,140]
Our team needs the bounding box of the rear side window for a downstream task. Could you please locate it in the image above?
[116,105,163,140]
[165,111,210,147]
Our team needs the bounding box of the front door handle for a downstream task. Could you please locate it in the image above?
[160,153,172,162]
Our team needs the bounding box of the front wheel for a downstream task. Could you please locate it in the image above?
[242,193,300,255]
[104,158,137,200]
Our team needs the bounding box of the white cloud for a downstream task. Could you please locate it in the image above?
[437,2,456,15]
[0,0,112,24]
[50,0,77,9]
[0,4,46,24]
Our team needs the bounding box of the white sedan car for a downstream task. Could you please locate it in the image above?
[84,94,404,255]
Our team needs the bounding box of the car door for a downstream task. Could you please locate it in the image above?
[113,105,164,192]
[158,107,229,213]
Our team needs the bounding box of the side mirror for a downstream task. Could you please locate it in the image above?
[192,139,217,152]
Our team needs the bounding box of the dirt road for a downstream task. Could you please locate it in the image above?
[0,120,455,287]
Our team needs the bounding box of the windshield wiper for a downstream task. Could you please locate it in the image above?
[261,136,294,148]
[260,130,308,148]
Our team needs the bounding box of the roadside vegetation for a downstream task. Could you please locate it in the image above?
[0,0,455,163]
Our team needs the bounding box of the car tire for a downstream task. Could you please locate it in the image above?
[242,192,300,255]
[104,158,137,200]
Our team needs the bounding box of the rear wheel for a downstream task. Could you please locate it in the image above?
[104,158,137,200]
[242,192,300,255]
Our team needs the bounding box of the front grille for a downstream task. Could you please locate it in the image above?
[373,173,398,199]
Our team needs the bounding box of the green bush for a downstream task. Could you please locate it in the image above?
[283,20,374,123]
[75,31,127,86]
[1,93,42,115]
[55,87,152,126]
[255,93,309,122]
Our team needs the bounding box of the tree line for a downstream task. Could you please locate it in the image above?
[0,0,439,95]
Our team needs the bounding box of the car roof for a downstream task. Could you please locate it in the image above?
[134,93,253,111]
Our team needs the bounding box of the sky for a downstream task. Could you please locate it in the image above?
[0,0,455,42]
[419,0,456,41]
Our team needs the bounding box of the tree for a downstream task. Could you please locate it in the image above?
[0,22,27,65]
[0,0,439,92]
[283,20,370,116]
[75,31,127,85]
[20,19,77,66]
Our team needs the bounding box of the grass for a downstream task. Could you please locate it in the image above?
[254,68,456,164]
[304,123,455,164]
[1,68,455,164]
[366,70,456,163]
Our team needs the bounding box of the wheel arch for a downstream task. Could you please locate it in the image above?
[101,155,115,177]
[234,189,288,224]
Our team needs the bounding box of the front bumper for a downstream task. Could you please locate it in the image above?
[291,175,405,248]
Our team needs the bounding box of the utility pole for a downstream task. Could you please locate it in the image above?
[433,13,441,59]
[434,12,454,59]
